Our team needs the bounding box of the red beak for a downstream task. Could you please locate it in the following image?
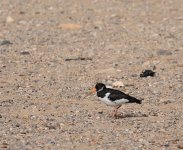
[91,87,96,93]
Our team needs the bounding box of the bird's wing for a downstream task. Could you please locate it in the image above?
[108,89,129,101]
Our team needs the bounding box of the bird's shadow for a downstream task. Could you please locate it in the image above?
[115,113,148,119]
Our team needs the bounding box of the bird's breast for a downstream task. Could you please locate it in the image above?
[98,93,116,106]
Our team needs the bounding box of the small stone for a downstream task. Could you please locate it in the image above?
[98,111,103,114]
[96,116,100,119]
[113,63,118,67]
[6,16,14,23]
[20,51,30,55]
[178,144,183,149]
[75,110,80,114]
[112,81,124,87]
[19,20,27,25]
[30,115,36,119]
[59,23,82,30]
[19,11,25,14]
[60,123,65,127]
[0,40,12,45]
[138,138,144,142]
[164,142,169,147]
[1,142,8,148]
[15,123,20,127]
[1,145,8,148]
[20,131,27,134]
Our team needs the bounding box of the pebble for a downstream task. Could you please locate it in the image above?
[113,63,118,67]
[30,115,36,119]
[19,20,27,25]
[1,144,8,149]
[20,51,30,55]
[6,16,14,23]
[59,23,82,30]
[0,40,12,45]
[60,123,65,127]
[112,81,124,87]
[178,144,183,149]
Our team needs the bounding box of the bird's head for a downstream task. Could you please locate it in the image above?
[91,83,106,93]
[82,83,106,100]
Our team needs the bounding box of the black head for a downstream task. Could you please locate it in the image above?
[95,83,106,92]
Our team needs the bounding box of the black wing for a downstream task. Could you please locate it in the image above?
[108,89,142,104]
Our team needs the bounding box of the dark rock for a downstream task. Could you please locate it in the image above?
[15,123,21,127]
[2,141,8,148]
[0,40,12,45]
[140,70,155,77]
[98,111,103,114]
[178,144,183,149]
[20,51,30,55]
[19,11,25,14]
[65,57,92,61]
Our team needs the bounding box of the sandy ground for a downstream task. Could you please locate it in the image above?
[0,0,183,149]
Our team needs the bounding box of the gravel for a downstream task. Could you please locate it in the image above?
[0,0,183,149]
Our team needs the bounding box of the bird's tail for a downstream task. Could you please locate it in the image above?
[131,97,142,104]
[128,95,143,104]
[135,99,142,104]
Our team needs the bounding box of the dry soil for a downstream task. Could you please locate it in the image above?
[0,0,183,149]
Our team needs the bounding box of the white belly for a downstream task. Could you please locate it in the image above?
[98,93,129,106]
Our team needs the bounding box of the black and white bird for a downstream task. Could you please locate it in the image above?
[91,83,142,118]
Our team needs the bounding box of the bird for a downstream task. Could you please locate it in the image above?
[91,83,142,118]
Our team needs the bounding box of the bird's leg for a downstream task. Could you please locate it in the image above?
[112,105,121,118]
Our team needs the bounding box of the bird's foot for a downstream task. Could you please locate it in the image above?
[111,112,119,119]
